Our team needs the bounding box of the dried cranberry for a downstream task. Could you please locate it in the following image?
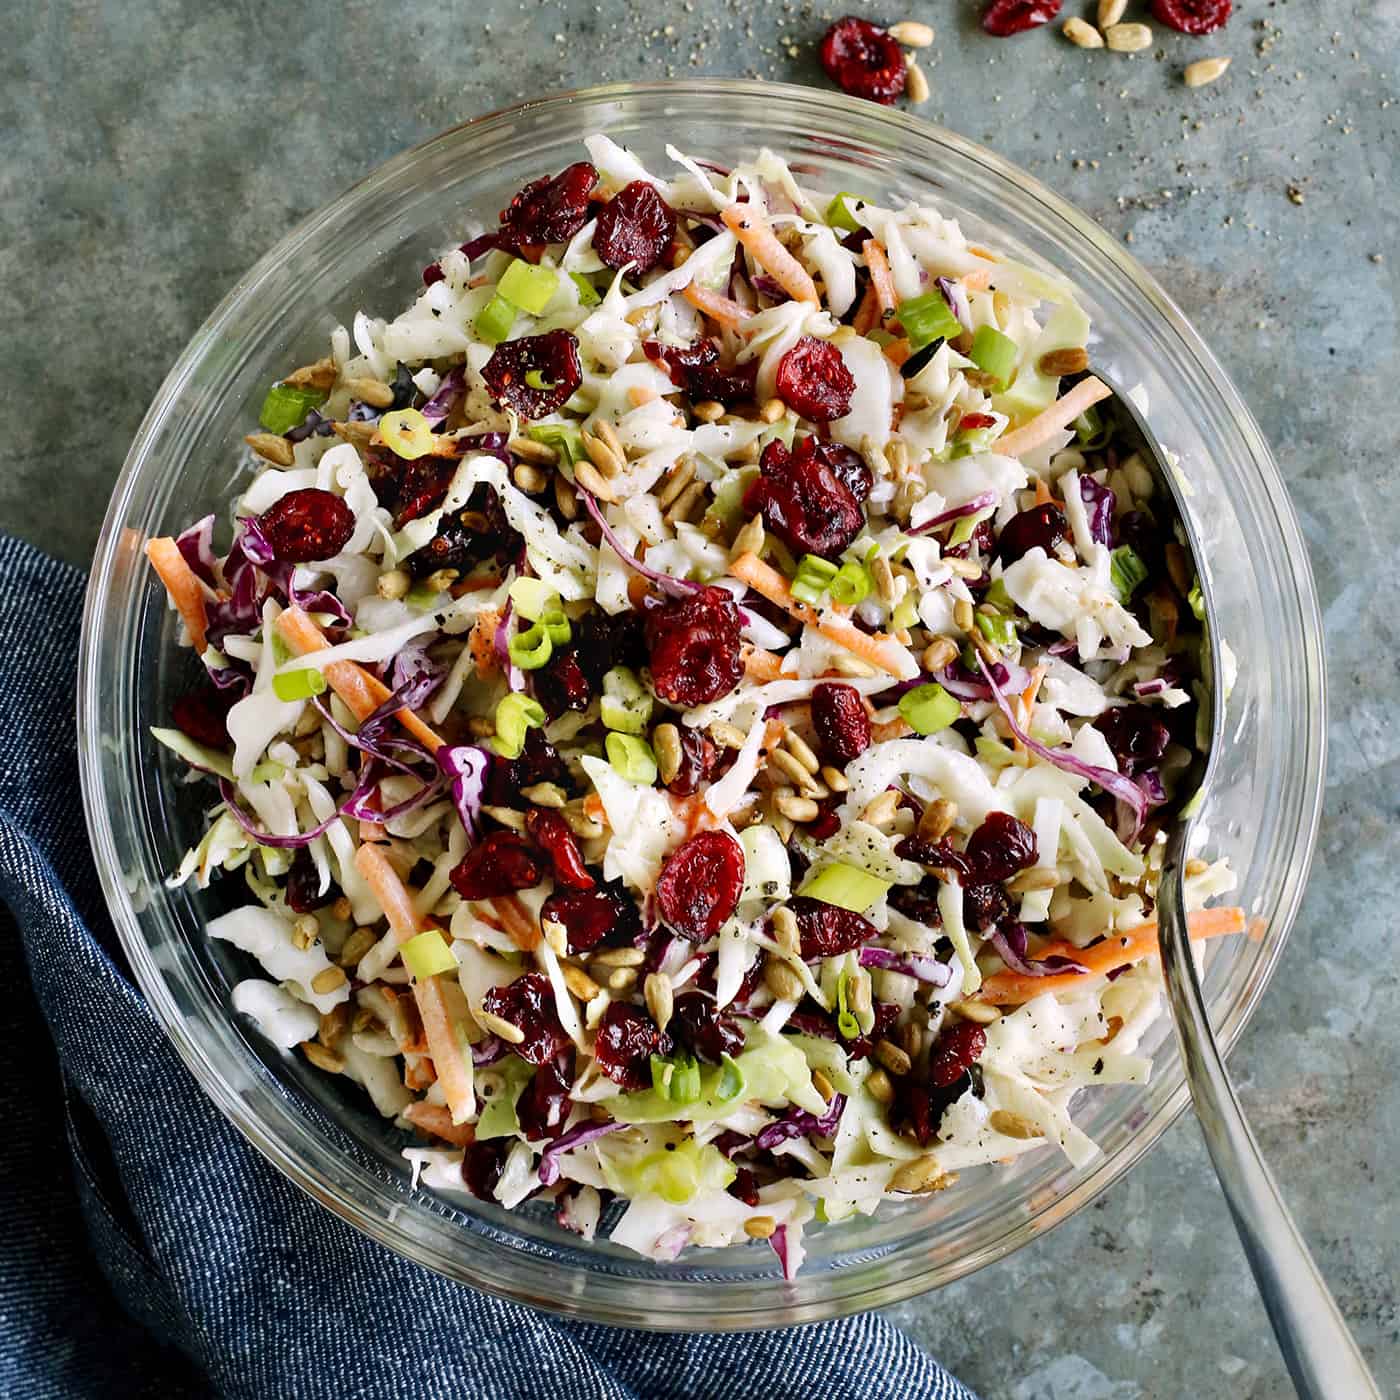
[963,811,1038,883]
[810,682,872,765]
[789,896,876,960]
[533,647,593,718]
[655,830,745,941]
[387,456,459,529]
[887,879,942,928]
[669,990,746,1063]
[644,586,744,708]
[1149,0,1230,34]
[485,729,569,811]
[963,881,1011,932]
[843,1000,900,1060]
[929,1021,987,1088]
[593,181,677,274]
[817,442,874,502]
[728,1167,761,1207]
[643,338,757,407]
[807,804,842,841]
[285,847,335,914]
[460,1139,511,1199]
[894,1067,974,1147]
[540,880,641,954]
[497,161,597,250]
[995,503,1069,564]
[256,488,355,563]
[481,971,571,1066]
[1095,705,1172,777]
[524,808,594,891]
[449,831,545,900]
[945,517,994,561]
[819,17,907,104]
[744,437,865,558]
[981,0,1062,37]
[516,1050,575,1141]
[481,330,583,419]
[594,1003,673,1090]
[570,610,647,689]
[774,336,856,423]
[171,684,237,750]
[664,727,719,798]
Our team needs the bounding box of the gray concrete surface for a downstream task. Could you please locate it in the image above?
[3,1,1397,1395]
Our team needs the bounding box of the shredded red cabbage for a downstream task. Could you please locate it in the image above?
[908,491,999,536]
[436,744,490,843]
[935,659,1032,703]
[471,1035,507,1068]
[1077,474,1116,547]
[537,1120,624,1186]
[176,515,222,589]
[753,1092,846,1151]
[768,1223,797,1281]
[421,365,466,425]
[976,653,1147,839]
[935,275,973,333]
[579,490,700,600]
[857,946,952,986]
[988,923,1088,979]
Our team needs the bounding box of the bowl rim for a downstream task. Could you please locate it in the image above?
[78,77,1326,1328]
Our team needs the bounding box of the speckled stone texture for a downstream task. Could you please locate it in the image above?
[3,2,1396,1394]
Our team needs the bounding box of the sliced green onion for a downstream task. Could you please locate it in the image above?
[404,580,444,609]
[949,507,993,548]
[606,732,658,785]
[507,621,553,670]
[258,383,327,435]
[975,734,1017,768]
[975,609,1018,653]
[714,1053,746,1105]
[897,292,963,352]
[825,191,867,232]
[249,760,286,784]
[791,554,839,606]
[400,929,458,981]
[525,421,585,467]
[950,421,998,460]
[969,325,1018,388]
[898,681,961,735]
[474,293,516,346]
[600,666,653,735]
[1110,545,1149,603]
[798,862,892,914]
[650,1051,702,1105]
[272,667,328,702]
[835,969,860,1039]
[379,407,434,460]
[984,576,1013,612]
[1074,404,1112,449]
[524,369,556,391]
[150,726,235,781]
[541,607,571,646]
[497,259,559,315]
[1187,578,1206,622]
[492,693,546,760]
[828,559,872,607]
[569,271,601,306]
[507,576,556,621]
[891,594,919,630]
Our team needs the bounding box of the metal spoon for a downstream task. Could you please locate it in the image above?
[1097,372,1380,1399]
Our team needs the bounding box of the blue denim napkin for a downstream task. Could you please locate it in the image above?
[0,533,976,1400]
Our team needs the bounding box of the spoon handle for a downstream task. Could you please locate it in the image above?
[1158,836,1380,1399]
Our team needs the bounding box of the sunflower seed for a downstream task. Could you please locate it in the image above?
[1063,17,1104,48]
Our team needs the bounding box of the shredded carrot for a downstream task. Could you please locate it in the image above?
[882,337,913,369]
[975,906,1248,1005]
[967,245,1001,263]
[682,283,753,330]
[412,974,475,1124]
[851,281,881,336]
[276,606,445,754]
[628,385,658,407]
[144,537,210,654]
[354,842,424,943]
[862,240,898,315]
[468,608,502,678]
[673,792,721,837]
[1034,476,1053,507]
[720,204,819,304]
[403,1100,477,1147]
[728,551,918,680]
[743,646,787,682]
[489,894,541,952]
[995,376,1111,460]
[582,793,607,824]
[448,573,503,599]
[357,818,387,845]
[1014,664,1047,751]
[871,716,914,743]
[404,1057,436,1091]
[962,268,995,292]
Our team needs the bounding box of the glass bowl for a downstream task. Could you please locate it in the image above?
[78,80,1325,1330]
